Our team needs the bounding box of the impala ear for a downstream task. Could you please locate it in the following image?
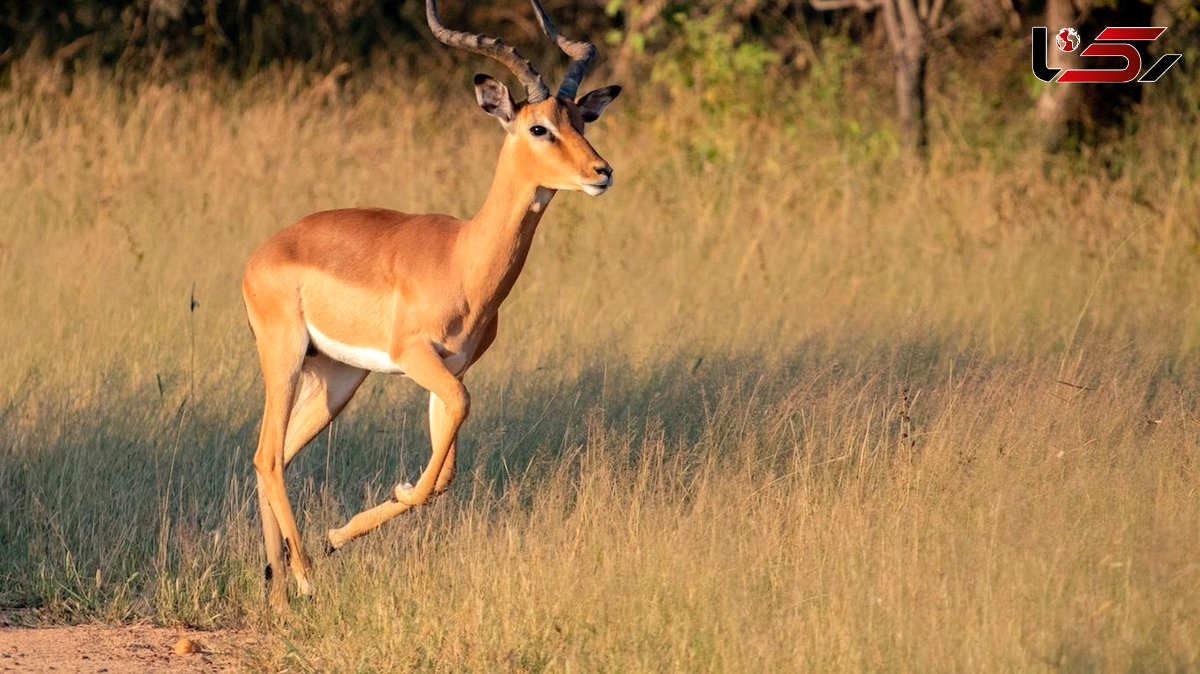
[474,74,516,125]
[576,85,621,123]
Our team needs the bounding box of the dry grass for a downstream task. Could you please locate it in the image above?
[1,55,1198,671]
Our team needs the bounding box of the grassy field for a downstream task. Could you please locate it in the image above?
[1,51,1199,671]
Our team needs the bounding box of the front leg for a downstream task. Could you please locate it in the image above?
[392,343,470,505]
[432,392,458,494]
[324,341,470,550]
[325,339,477,551]
[434,316,496,494]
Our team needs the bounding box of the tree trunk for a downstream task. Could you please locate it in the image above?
[895,47,928,152]
[814,0,938,155]
[1035,0,1081,151]
[1037,0,1155,151]
[881,0,931,157]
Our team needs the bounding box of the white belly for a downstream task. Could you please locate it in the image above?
[307,322,403,374]
[307,323,475,376]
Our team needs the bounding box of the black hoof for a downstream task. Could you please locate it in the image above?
[325,540,338,556]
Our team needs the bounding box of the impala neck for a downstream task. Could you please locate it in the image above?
[464,150,556,316]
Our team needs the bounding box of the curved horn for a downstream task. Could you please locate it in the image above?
[427,0,551,103]
[528,0,597,100]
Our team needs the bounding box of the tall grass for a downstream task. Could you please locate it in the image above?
[1,51,1198,670]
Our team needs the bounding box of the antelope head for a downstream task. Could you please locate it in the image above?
[427,0,622,196]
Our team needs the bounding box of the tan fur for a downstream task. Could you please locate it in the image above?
[243,94,615,606]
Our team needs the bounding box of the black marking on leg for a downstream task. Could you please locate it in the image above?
[264,564,273,583]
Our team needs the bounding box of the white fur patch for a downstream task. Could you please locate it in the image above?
[441,352,469,375]
[307,322,403,374]
[529,187,554,213]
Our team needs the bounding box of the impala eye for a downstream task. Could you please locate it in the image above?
[530,125,549,137]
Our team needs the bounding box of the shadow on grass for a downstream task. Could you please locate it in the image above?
[0,335,1191,624]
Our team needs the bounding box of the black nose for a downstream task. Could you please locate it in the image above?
[595,165,612,178]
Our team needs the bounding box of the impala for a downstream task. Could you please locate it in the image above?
[242,0,620,604]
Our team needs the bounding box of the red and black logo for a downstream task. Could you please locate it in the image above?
[1032,26,1181,84]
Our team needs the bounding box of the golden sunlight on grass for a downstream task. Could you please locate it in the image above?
[1,59,1197,670]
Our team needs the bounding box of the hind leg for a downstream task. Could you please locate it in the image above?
[258,353,367,602]
[284,354,369,465]
[251,328,311,600]
[244,263,322,602]
[257,474,288,607]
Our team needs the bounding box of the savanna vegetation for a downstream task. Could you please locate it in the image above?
[1,1,1198,670]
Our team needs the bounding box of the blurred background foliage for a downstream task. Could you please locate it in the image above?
[1,0,1196,151]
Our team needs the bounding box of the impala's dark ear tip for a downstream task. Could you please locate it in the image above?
[473,73,493,86]
[576,84,621,123]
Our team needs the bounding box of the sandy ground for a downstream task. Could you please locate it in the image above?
[0,624,261,673]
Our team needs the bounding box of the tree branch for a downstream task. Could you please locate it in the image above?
[809,0,881,11]
[880,0,902,52]
[928,0,948,28]
[894,0,924,38]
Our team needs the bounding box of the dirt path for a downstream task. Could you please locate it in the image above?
[0,624,261,673]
